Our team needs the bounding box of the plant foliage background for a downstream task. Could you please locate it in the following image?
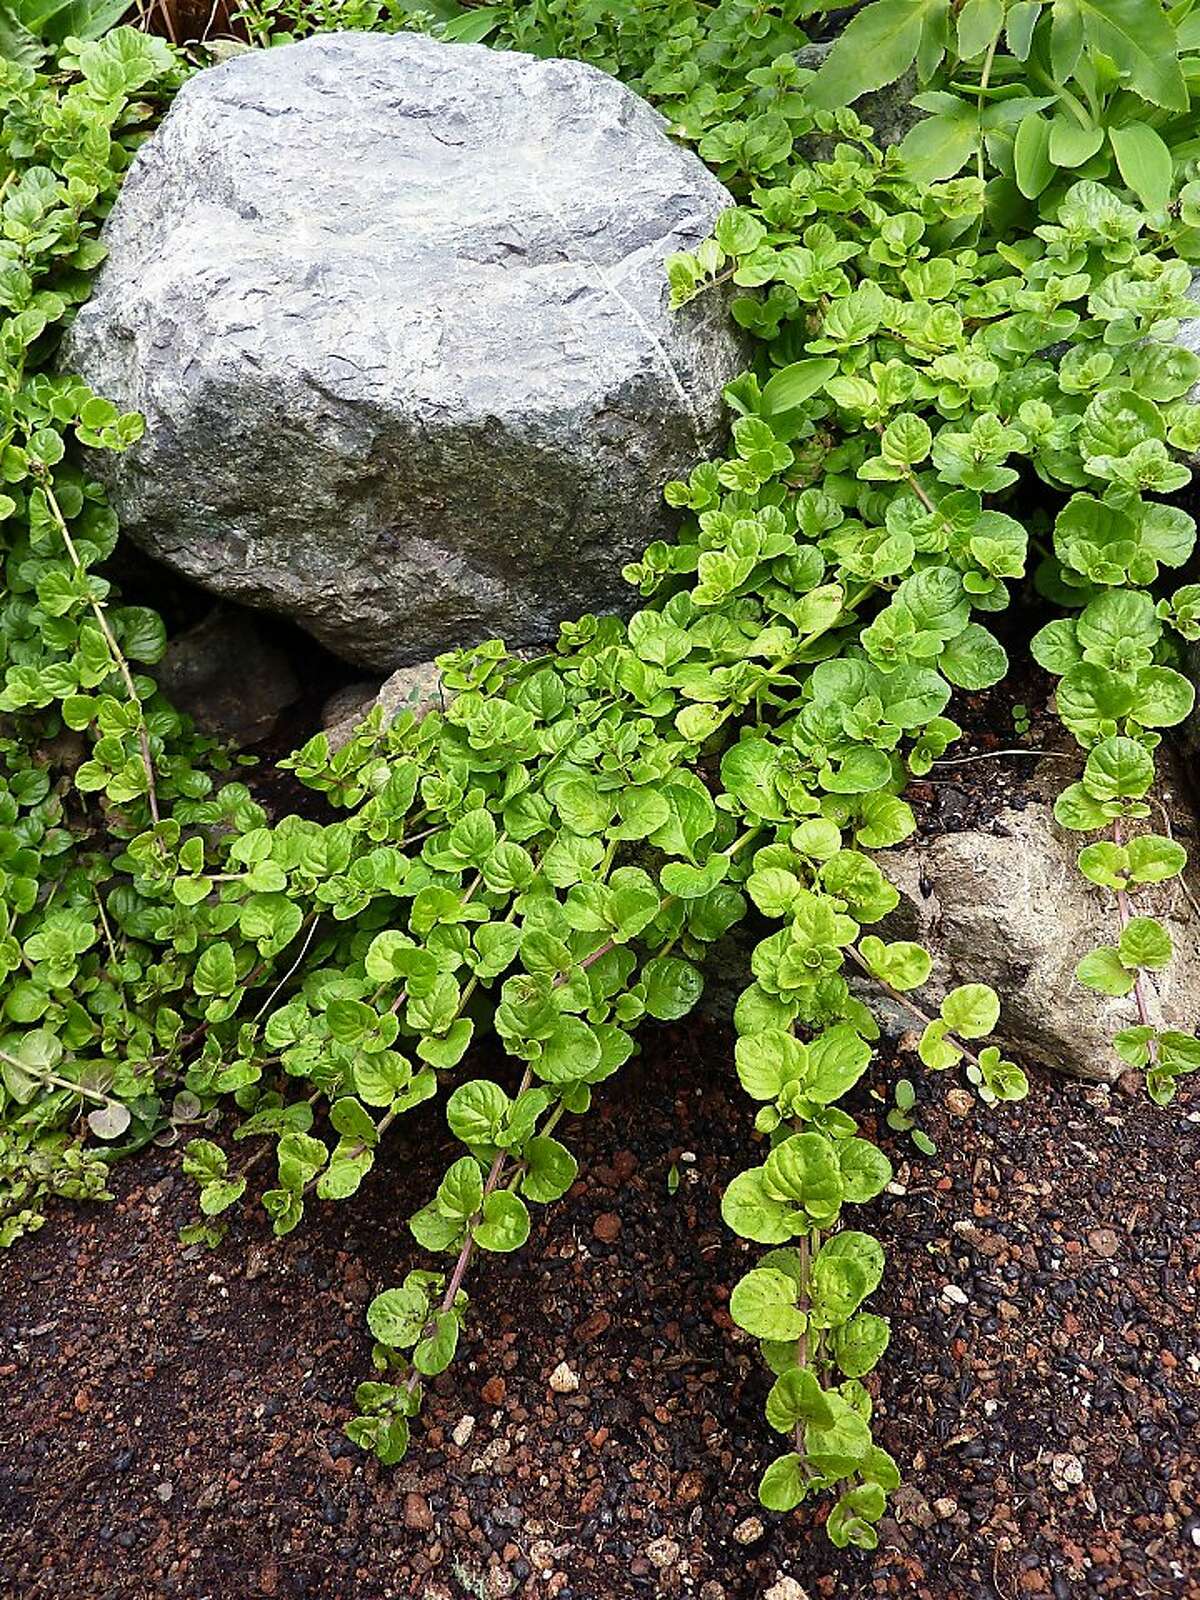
[0,0,1198,1551]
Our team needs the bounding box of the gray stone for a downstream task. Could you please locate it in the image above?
[155,606,299,747]
[872,803,1200,1082]
[65,33,745,670]
[700,795,1200,1082]
[1178,270,1200,407]
[321,658,448,750]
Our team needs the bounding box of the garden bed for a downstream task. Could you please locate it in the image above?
[2,1022,1196,1600]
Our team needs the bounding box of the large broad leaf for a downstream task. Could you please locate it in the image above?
[15,0,131,45]
[0,2,45,63]
[806,0,932,109]
[1076,0,1187,111]
[1109,123,1173,213]
[898,99,979,184]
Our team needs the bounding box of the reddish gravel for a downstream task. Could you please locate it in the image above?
[1,1019,1197,1600]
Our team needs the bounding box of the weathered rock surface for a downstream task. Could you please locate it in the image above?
[701,796,1199,1082]
[1182,640,1200,758]
[65,32,745,670]
[321,659,447,750]
[155,607,299,747]
[873,803,1200,1082]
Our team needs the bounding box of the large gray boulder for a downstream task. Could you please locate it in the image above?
[65,33,744,670]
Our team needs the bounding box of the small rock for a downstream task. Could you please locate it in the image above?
[674,1469,705,1505]
[155,606,299,747]
[764,1577,811,1600]
[403,1491,434,1531]
[451,1414,476,1448]
[486,1568,517,1600]
[324,659,449,750]
[646,1537,681,1570]
[321,679,381,734]
[155,1481,174,1504]
[1087,1227,1121,1259]
[869,803,1200,1083]
[592,1212,622,1243]
[481,1376,506,1406]
[940,1283,969,1306]
[528,1540,557,1572]
[933,1496,959,1519]
[891,1483,936,1528]
[548,1361,580,1395]
[1050,1452,1085,1490]
[945,1088,974,1117]
[732,1516,765,1545]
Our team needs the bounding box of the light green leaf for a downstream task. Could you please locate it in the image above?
[473,1190,530,1252]
[730,1266,806,1340]
[1109,123,1173,212]
[940,983,1000,1039]
[760,358,837,414]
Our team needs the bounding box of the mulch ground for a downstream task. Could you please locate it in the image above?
[1,1018,1197,1600]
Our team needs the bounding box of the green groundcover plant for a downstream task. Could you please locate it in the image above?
[0,0,1197,1548]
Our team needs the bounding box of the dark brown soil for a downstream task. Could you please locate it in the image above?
[1,1020,1197,1600]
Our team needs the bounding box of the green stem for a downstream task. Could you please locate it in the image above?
[39,474,159,823]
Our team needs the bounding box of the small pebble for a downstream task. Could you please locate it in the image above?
[529,1540,557,1571]
[592,1212,622,1243]
[403,1492,434,1532]
[1050,1452,1085,1491]
[732,1516,764,1545]
[764,1578,811,1600]
[941,1283,969,1306]
[645,1537,681,1570]
[548,1361,580,1394]
[1087,1227,1120,1258]
[451,1414,476,1448]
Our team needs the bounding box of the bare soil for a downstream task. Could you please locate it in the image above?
[1,1018,1197,1600]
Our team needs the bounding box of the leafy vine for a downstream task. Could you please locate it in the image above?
[0,0,1197,1552]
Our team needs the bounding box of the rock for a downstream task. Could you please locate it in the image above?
[891,1485,936,1529]
[1087,1227,1121,1259]
[945,1088,975,1117]
[450,1414,476,1449]
[763,1578,811,1600]
[645,1537,681,1570]
[1049,1452,1085,1491]
[547,1361,579,1394]
[402,1491,434,1532]
[67,33,744,670]
[731,1515,764,1545]
[323,658,450,750]
[485,1567,517,1600]
[871,802,1200,1082]
[320,681,382,737]
[154,606,299,747]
